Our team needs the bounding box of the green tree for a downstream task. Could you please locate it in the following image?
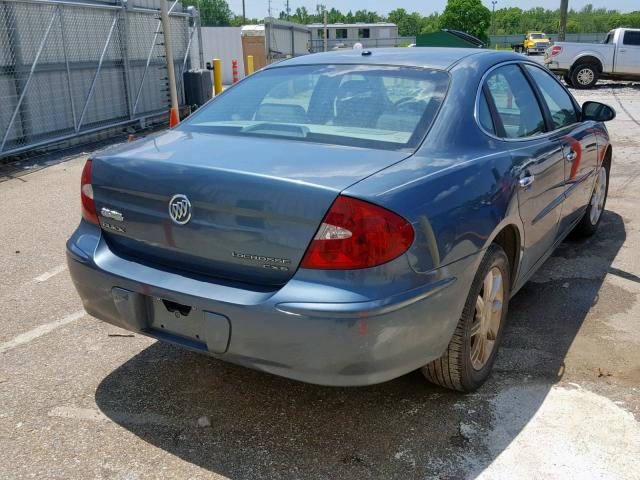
[491,5,640,35]
[353,9,382,23]
[183,0,233,26]
[229,15,260,26]
[439,0,491,42]
[492,7,522,34]
[388,8,424,37]
[420,13,441,34]
[286,7,311,24]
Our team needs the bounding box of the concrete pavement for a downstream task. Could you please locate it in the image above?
[1,83,639,479]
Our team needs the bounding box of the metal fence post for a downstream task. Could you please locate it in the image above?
[290,25,294,57]
[181,23,195,77]
[1,7,58,153]
[132,0,179,115]
[2,1,29,149]
[59,4,78,130]
[76,11,119,131]
[118,2,134,120]
[160,0,179,127]
[196,10,204,69]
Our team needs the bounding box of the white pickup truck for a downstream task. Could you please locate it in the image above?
[544,27,640,88]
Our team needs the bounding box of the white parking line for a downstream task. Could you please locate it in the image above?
[0,310,85,354]
[48,406,182,428]
[33,263,67,283]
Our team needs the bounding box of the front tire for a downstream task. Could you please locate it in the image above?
[572,164,609,238]
[571,63,599,89]
[422,244,510,392]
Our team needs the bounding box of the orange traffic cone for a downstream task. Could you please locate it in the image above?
[169,107,180,128]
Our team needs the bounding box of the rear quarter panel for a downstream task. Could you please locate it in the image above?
[345,55,524,276]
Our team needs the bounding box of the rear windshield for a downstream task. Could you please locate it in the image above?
[180,64,449,151]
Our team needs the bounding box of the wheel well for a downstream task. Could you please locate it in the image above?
[492,225,520,283]
[572,56,602,73]
[603,145,612,169]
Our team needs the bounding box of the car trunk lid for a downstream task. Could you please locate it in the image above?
[91,130,411,285]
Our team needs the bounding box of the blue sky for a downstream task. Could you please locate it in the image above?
[227,0,637,20]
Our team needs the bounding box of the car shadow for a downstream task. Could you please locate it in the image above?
[569,81,640,91]
[95,210,626,479]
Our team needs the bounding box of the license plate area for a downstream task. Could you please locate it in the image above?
[148,297,230,353]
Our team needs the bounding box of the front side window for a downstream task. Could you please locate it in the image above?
[623,30,640,46]
[335,28,347,39]
[181,65,450,151]
[485,64,545,139]
[524,65,578,129]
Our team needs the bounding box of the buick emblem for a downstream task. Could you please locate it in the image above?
[168,194,192,225]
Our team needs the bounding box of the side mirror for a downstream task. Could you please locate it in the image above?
[582,101,616,122]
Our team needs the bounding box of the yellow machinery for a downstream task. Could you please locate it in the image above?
[512,32,551,55]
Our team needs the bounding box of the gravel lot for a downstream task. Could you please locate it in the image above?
[1,81,640,479]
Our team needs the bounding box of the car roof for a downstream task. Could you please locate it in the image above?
[268,47,523,71]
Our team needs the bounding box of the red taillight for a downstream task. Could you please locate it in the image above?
[300,196,414,270]
[81,159,99,225]
[550,45,562,56]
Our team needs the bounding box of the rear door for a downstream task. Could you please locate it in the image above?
[483,63,565,277]
[523,64,599,234]
[616,30,640,75]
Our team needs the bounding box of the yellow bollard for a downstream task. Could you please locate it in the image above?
[212,58,222,95]
[247,55,254,75]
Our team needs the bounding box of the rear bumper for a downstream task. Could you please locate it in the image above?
[67,221,480,386]
[544,59,570,73]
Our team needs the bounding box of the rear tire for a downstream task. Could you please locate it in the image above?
[571,63,599,89]
[572,163,609,238]
[563,73,574,88]
[421,244,510,392]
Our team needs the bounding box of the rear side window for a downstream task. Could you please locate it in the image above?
[180,65,449,151]
[478,91,495,135]
[623,31,640,46]
[524,65,578,129]
[485,64,545,139]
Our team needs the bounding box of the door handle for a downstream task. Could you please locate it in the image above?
[566,149,577,162]
[519,173,535,188]
[619,49,627,53]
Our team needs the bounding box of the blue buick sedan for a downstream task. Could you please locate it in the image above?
[67,48,615,391]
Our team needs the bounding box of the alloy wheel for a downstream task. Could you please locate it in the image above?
[576,68,595,86]
[470,266,504,370]
[590,167,607,225]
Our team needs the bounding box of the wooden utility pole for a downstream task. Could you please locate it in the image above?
[160,0,179,127]
[559,0,568,41]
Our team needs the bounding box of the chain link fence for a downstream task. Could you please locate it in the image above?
[489,32,608,48]
[309,37,416,52]
[0,0,200,158]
